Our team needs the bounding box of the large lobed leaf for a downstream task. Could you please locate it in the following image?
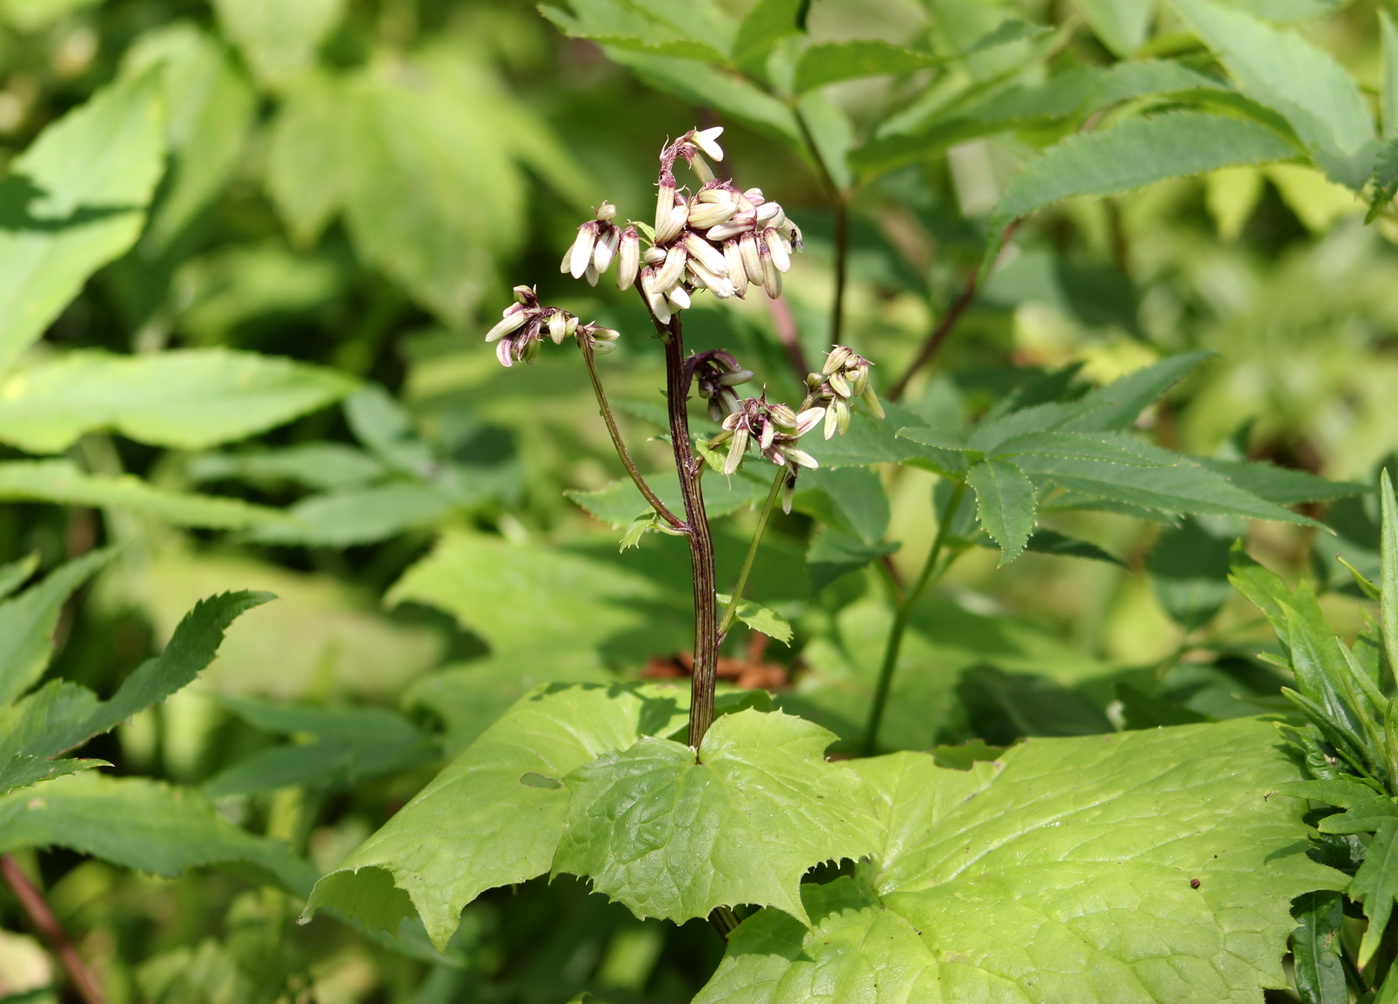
[696,718,1342,1003]
[553,710,880,925]
[302,683,691,949]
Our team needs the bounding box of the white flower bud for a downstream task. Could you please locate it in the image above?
[547,310,570,345]
[759,419,776,451]
[666,284,691,311]
[768,402,798,428]
[687,258,736,299]
[828,370,851,399]
[643,246,667,266]
[692,126,725,162]
[571,226,600,279]
[823,345,853,375]
[795,407,825,436]
[724,241,749,298]
[654,244,688,292]
[739,232,762,285]
[654,199,689,245]
[688,199,739,230]
[755,201,782,225]
[783,446,818,469]
[863,384,885,420]
[683,232,729,277]
[655,175,677,233]
[616,228,640,291]
[485,306,529,343]
[596,201,617,222]
[593,227,620,272]
[759,240,782,298]
[591,338,617,355]
[725,427,748,474]
[765,228,791,273]
[781,471,796,514]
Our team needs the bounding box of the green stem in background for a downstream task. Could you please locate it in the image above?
[887,220,1021,403]
[579,336,686,531]
[2,854,109,1004]
[658,317,719,750]
[718,468,787,642]
[791,104,849,349]
[860,482,967,757]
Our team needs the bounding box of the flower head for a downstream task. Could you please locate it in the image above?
[804,345,884,438]
[689,350,753,422]
[484,286,617,367]
[718,395,824,474]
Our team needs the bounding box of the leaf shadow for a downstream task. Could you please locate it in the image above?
[0,171,138,234]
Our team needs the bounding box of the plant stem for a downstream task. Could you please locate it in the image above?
[579,337,686,530]
[718,469,787,643]
[792,103,849,347]
[659,317,720,750]
[860,482,966,756]
[887,220,1020,403]
[2,854,109,1004]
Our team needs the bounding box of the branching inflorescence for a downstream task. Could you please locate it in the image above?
[482,126,883,750]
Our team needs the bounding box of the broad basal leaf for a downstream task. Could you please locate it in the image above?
[0,349,357,453]
[302,683,691,949]
[0,772,315,895]
[794,41,941,93]
[1172,0,1376,189]
[697,718,1342,1003]
[553,709,880,926]
[986,112,1296,269]
[0,460,288,529]
[0,70,166,375]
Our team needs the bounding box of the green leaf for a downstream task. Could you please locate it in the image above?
[803,402,949,471]
[1193,457,1365,506]
[0,552,38,600]
[0,350,357,453]
[1290,891,1346,1004]
[1149,517,1236,631]
[1384,11,1398,141]
[1059,351,1214,432]
[716,594,792,645]
[732,0,805,69]
[186,443,385,492]
[1071,0,1154,55]
[1353,819,1398,967]
[0,0,103,32]
[1,591,272,794]
[203,696,438,796]
[792,466,889,545]
[553,709,880,925]
[343,384,437,478]
[264,72,356,246]
[387,530,690,660]
[793,41,940,93]
[806,528,898,595]
[698,718,1343,1002]
[567,470,770,527]
[966,458,1037,565]
[984,528,1124,566]
[986,113,1296,269]
[121,23,257,250]
[0,773,315,895]
[246,483,456,547]
[1367,137,1398,223]
[0,549,114,703]
[303,683,691,949]
[1171,0,1376,189]
[0,460,289,529]
[1383,470,1398,687]
[539,0,732,62]
[0,754,107,796]
[0,70,166,376]
[1015,452,1322,526]
[210,0,345,90]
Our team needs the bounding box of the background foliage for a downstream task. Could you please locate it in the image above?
[3,0,1398,1001]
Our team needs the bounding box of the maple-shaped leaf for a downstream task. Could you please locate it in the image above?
[552,709,881,925]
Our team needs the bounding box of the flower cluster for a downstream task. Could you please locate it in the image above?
[484,285,618,367]
[689,350,754,423]
[556,127,801,324]
[718,396,824,475]
[803,346,885,440]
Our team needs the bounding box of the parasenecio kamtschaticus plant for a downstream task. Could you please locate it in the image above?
[302,127,1346,1002]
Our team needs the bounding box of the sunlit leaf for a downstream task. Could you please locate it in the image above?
[0,71,166,375]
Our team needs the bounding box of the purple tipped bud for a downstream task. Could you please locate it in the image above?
[765,228,792,273]
[724,241,749,298]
